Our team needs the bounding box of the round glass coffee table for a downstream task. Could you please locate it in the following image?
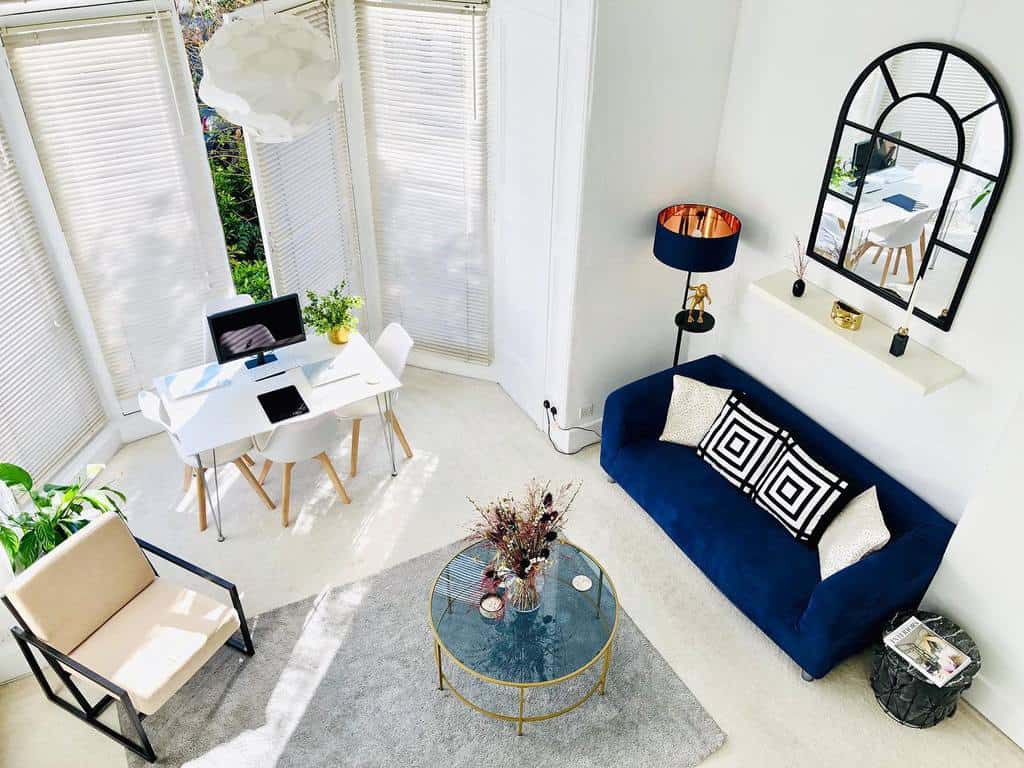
[428,541,618,734]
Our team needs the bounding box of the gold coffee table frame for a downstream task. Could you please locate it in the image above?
[428,541,619,735]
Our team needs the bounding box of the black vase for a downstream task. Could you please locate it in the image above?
[792,278,806,297]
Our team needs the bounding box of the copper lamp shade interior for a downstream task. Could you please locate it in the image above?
[653,204,742,273]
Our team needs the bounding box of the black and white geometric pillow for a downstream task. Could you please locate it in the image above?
[697,395,788,495]
[753,436,849,545]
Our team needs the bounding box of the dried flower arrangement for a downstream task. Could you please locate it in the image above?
[792,235,809,279]
[469,480,580,612]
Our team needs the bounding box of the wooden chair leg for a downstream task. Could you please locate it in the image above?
[234,459,276,510]
[241,453,255,467]
[350,419,361,477]
[195,469,208,532]
[258,459,273,485]
[871,245,883,264]
[879,249,893,288]
[318,452,351,505]
[281,463,294,528]
[183,465,193,492]
[892,249,902,275]
[388,410,413,459]
[905,245,915,283]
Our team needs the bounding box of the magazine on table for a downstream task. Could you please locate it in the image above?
[883,616,971,687]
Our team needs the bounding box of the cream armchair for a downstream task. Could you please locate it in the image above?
[2,513,254,763]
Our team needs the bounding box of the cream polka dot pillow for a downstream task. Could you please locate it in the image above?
[659,375,732,447]
[818,486,891,580]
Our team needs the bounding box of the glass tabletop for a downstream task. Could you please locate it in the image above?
[429,541,617,685]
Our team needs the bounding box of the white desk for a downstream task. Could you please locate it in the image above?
[155,332,401,540]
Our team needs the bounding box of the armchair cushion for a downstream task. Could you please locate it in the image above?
[5,514,154,654]
[69,578,240,714]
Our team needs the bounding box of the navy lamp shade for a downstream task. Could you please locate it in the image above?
[654,204,741,366]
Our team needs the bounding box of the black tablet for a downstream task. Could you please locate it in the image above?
[257,385,310,424]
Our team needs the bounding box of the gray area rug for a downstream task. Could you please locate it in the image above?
[125,541,725,767]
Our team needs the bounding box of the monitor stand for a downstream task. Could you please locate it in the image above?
[245,351,279,370]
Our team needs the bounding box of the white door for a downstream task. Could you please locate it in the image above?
[492,0,560,428]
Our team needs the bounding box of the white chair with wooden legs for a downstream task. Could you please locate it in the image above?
[336,323,414,477]
[255,413,351,528]
[138,391,275,532]
[847,208,936,289]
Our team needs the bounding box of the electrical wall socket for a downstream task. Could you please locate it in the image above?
[578,403,594,420]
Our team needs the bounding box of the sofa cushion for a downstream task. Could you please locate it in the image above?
[659,375,731,447]
[4,513,155,654]
[69,578,240,714]
[753,435,850,545]
[612,439,822,630]
[697,393,788,494]
[819,486,891,580]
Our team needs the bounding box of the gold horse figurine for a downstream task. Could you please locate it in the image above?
[687,283,712,324]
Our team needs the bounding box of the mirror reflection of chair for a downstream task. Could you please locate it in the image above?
[847,208,936,288]
[336,323,414,477]
[138,391,275,531]
[255,413,351,528]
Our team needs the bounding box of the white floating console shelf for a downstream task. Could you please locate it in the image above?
[750,270,964,395]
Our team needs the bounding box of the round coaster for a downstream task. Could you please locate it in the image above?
[572,574,593,592]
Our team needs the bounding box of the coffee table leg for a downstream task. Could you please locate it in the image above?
[517,686,525,736]
[435,642,444,691]
[599,641,613,695]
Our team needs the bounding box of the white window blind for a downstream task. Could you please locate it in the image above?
[0,125,106,482]
[3,13,232,407]
[246,0,363,303]
[356,0,490,363]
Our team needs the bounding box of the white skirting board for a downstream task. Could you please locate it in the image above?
[749,271,964,395]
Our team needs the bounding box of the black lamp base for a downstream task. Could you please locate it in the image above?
[674,309,716,334]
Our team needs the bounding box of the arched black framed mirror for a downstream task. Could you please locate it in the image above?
[807,42,1012,331]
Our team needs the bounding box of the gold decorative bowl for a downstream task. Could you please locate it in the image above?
[830,300,863,331]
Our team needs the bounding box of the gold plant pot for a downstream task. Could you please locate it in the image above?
[830,300,863,331]
[327,326,351,344]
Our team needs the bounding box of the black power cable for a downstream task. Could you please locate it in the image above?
[543,400,601,456]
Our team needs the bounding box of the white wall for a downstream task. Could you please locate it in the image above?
[561,0,740,430]
[923,391,1024,746]
[693,0,1024,521]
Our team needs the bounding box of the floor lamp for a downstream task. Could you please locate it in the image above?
[653,204,741,366]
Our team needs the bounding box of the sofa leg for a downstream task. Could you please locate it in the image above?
[801,670,815,682]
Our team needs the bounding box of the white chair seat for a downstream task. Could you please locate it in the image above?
[181,437,254,469]
[69,577,240,715]
[335,397,380,420]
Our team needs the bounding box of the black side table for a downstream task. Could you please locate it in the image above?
[870,610,981,728]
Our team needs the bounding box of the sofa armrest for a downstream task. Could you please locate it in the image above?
[798,525,949,654]
[600,369,676,470]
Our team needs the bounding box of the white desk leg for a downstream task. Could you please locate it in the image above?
[376,393,398,477]
[194,448,226,542]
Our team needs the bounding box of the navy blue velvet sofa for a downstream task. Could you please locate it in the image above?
[600,354,954,679]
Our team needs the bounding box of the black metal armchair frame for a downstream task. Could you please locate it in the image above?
[1,537,255,763]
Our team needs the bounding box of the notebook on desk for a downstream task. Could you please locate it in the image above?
[163,363,233,399]
[302,358,359,387]
[883,193,925,212]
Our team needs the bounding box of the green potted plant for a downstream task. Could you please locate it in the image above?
[0,463,125,572]
[302,282,364,344]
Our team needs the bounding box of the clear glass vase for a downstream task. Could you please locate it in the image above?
[507,575,541,613]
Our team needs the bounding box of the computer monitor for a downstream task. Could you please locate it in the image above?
[207,294,306,369]
[852,131,901,177]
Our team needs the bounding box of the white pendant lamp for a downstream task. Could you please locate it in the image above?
[199,14,340,143]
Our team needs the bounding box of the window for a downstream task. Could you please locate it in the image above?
[247,0,363,302]
[2,11,232,408]
[0,125,106,482]
[355,0,490,363]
